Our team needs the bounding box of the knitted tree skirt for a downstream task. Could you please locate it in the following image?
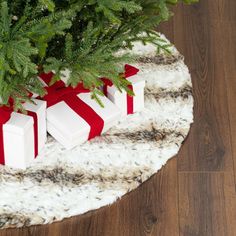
[0,35,193,229]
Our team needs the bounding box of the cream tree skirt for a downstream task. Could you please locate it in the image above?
[0,34,193,229]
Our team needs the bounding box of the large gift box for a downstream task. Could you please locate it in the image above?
[39,73,122,150]
[0,99,47,169]
[103,64,145,116]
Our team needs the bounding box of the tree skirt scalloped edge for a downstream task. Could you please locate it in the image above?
[0,34,194,229]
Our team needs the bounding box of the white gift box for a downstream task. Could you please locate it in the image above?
[46,93,121,150]
[106,73,146,116]
[2,99,47,169]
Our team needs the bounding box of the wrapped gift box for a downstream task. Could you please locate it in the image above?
[1,99,47,169]
[46,93,121,149]
[23,99,47,153]
[39,73,122,150]
[103,64,146,116]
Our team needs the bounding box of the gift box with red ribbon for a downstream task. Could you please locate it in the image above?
[39,73,121,150]
[0,99,47,169]
[102,64,145,116]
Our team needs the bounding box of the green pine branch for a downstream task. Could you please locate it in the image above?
[0,0,198,110]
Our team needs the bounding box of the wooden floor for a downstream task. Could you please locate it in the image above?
[1,0,236,235]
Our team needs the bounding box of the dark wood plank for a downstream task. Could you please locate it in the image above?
[207,0,236,22]
[224,172,236,236]
[115,158,179,236]
[173,3,234,172]
[220,20,236,189]
[179,172,228,236]
[157,17,174,43]
[177,0,236,22]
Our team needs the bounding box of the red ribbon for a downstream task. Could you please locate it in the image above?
[102,64,139,114]
[39,73,104,140]
[125,64,139,114]
[0,106,39,165]
[0,107,12,164]
[124,64,140,78]
[27,111,39,158]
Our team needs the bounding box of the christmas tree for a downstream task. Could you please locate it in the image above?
[0,0,197,110]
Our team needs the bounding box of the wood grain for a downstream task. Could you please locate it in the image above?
[174,3,233,172]
[220,20,236,190]
[1,0,236,235]
[179,172,228,236]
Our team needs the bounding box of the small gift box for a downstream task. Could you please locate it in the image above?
[39,73,121,150]
[103,64,145,116]
[0,99,47,169]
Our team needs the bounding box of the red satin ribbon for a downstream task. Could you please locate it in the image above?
[0,107,12,164]
[0,107,39,164]
[63,94,104,139]
[27,111,39,158]
[39,73,104,140]
[127,84,134,115]
[124,64,140,78]
[124,64,139,114]
[102,78,113,97]
[102,64,139,114]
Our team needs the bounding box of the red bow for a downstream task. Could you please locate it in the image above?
[102,64,139,91]
[39,72,90,108]
[39,73,105,140]
[0,107,12,124]
[124,64,140,78]
[102,64,139,114]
